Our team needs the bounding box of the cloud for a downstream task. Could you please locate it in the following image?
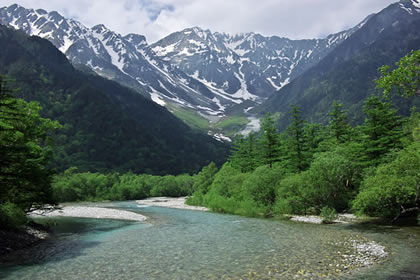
[1,0,397,43]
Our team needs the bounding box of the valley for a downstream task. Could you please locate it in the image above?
[0,1,419,279]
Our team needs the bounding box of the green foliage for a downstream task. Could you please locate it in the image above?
[361,96,404,166]
[229,132,260,172]
[275,148,357,215]
[52,170,196,203]
[200,163,265,216]
[353,141,420,218]
[0,202,27,230]
[260,113,281,167]
[287,106,308,171]
[0,76,59,229]
[241,164,285,208]
[320,206,337,224]
[377,49,420,98]
[187,162,218,206]
[328,101,351,143]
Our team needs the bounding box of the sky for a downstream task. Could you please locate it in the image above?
[1,0,397,43]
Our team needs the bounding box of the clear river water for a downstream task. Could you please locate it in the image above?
[1,201,420,279]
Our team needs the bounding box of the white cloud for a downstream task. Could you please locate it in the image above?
[1,0,397,43]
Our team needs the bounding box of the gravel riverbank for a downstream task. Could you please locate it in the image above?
[137,197,209,211]
[29,206,147,222]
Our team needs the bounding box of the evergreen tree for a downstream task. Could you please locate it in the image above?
[303,123,324,162]
[230,132,260,172]
[328,101,351,143]
[260,114,280,168]
[361,96,404,166]
[287,105,307,171]
[0,76,59,228]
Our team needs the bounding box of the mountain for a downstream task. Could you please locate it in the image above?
[0,3,364,120]
[0,24,229,174]
[0,4,225,117]
[256,0,420,129]
[151,24,362,103]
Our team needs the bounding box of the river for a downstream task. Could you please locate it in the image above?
[1,202,420,279]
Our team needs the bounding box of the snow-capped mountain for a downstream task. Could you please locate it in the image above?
[151,24,364,102]
[1,1,412,119]
[0,4,225,116]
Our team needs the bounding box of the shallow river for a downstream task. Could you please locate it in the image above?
[1,202,420,279]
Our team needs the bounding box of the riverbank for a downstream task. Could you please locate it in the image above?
[137,197,209,211]
[288,213,358,224]
[29,205,147,222]
[0,222,49,262]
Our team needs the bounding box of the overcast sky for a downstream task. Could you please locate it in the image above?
[2,0,397,43]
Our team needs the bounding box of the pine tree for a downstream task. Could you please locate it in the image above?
[328,101,351,143]
[287,105,307,171]
[260,113,280,168]
[361,96,404,166]
[229,132,260,172]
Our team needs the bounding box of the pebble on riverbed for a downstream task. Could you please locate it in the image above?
[29,206,147,222]
[289,213,358,224]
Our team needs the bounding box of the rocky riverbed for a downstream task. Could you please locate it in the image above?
[137,197,209,211]
[29,205,147,222]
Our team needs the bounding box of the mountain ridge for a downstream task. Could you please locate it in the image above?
[0,3,366,119]
[0,24,229,174]
[256,0,420,129]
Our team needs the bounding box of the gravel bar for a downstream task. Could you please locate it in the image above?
[30,206,147,222]
[137,197,209,211]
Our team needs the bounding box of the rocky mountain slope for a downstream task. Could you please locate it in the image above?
[0,3,364,118]
[0,24,229,174]
[256,0,420,129]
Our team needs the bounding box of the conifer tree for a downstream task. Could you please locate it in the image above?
[260,113,280,168]
[229,133,260,172]
[361,96,404,166]
[287,105,307,171]
[328,101,351,143]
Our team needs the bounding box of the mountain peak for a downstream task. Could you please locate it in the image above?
[92,24,109,33]
[398,0,420,11]
[35,8,48,15]
[124,33,147,45]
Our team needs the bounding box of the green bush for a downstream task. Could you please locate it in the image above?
[274,173,309,215]
[353,142,420,218]
[0,202,27,230]
[274,148,358,215]
[320,206,337,224]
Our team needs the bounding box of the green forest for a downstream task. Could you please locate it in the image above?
[187,50,420,221]
[1,48,419,230]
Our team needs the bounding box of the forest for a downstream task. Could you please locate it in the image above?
[0,50,419,230]
[186,50,420,222]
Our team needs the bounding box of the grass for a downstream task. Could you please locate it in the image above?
[168,106,210,131]
[168,104,251,137]
[212,115,249,137]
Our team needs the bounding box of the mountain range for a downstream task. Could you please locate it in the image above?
[1,0,419,133]
[257,0,420,128]
[0,24,228,174]
[0,3,367,119]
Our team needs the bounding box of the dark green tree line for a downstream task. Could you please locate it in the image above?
[0,76,60,229]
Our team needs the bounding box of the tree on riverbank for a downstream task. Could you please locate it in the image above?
[186,50,420,222]
[0,77,59,229]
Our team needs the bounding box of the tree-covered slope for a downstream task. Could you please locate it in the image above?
[0,25,228,174]
[257,1,420,130]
